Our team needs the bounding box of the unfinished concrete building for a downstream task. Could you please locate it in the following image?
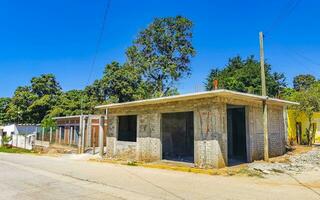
[53,115,107,153]
[96,90,297,168]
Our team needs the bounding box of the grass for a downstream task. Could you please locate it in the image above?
[0,146,36,154]
[127,161,138,166]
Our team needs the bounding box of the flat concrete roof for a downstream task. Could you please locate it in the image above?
[52,115,104,120]
[95,89,299,109]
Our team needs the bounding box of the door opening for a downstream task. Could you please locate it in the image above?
[161,111,194,163]
[227,106,247,165]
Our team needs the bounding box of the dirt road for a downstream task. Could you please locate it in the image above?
[0,153,319,200]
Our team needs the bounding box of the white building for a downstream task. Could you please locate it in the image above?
[0,124,39,150]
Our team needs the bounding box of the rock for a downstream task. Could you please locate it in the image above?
[249,146,320,175]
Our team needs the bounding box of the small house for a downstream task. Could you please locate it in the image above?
[0,124,39,149]
[96,89,297,168]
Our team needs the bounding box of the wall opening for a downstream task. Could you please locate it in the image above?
[118,115,137,142]
[227,106,247,165]
[161,111,194,163]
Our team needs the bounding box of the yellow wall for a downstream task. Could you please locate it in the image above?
[288,110,320,144]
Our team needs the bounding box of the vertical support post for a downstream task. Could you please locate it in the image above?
[99,115,105,157]
[87,117,92,147]
[55,128,58,143]
[78,116,83,153]
[49,127,53,143]
[81,116,87,153]
[59,127,62,144]
[70,126,73,146]
[259,31,269,161]
[283,105,288,147]
[93,126,96,155]
[41,127,45,145]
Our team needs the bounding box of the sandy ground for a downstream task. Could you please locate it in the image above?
[0,153,319,200]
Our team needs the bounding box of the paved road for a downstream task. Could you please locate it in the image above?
[0,153,319,200]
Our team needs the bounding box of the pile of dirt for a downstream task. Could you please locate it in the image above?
[35,145,77,156]
[249,146,320,174]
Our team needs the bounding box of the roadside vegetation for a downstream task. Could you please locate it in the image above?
[0,146,35,154]
[0,15,319,146]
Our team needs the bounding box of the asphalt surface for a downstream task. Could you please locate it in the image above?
[0,153,319,200]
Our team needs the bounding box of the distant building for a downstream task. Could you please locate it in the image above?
[288,110,320,144]
[53,115,107,152]
[0,124,40,149]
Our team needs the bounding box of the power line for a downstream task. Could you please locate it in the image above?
[81,0,112,114]
[86,0,112,85]
[265,0,301,36]
[281,46,320,76]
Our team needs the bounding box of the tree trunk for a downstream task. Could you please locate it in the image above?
[307,116,313,146]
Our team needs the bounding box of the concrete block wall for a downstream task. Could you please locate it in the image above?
[136,113,161,161]
[193,103,227,168]
[248,105,286,160]
[106,96,288,168]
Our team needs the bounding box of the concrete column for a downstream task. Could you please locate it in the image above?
[87,117,92,147]
[99,115,105,157]
[92,127,96,155]
[78,116,83,153]
[81,116,88,153]
[41,127,45,145]
[55,129,58,143]
[49,127,53,143]
[283,105,288,150]
[70,126,73,146]
[59,127,62,144]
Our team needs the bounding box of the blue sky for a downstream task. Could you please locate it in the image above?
[0,0,319,97]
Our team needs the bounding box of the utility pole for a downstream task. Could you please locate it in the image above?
[259,31,269,161]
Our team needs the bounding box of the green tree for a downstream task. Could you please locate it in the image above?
[293,74,316,91]
[5,74,62,124]
[205,56,286,97]
[28,94,58,123]
[0,97,11,125]
[100,61,147,102]
[48,89,98,117]
[284,82,320,145]
[126,16,196,97]
[84,79,105,103]
[31,74,62,97]
[6,86,37,123]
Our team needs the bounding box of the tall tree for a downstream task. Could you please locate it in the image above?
[100,61,147,103]
[5,86,37,123]
[31,74,62,97]
[48,90,94,117]
[126,16,196,97]
[84,79,105,103]
[0,97,11,125]
[205,56,287,97]
[293,74,316,91]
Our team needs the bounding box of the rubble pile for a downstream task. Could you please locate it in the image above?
[249,147,320,174]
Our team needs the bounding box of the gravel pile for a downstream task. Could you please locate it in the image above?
[249,147,320,174]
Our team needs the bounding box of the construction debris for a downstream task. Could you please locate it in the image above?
[249,146,320,174]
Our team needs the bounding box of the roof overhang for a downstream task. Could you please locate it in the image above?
[95,89,299,110]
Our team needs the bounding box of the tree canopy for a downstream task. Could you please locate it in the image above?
[0,97,10,125]
[283,82,320,145]
[100,62,146,103]
[293,74,317,91]
[126,16,196,97]
[205,56,287,97]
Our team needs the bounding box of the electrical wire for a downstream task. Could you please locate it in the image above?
[265,0,301,36]
[80,0,112,114]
